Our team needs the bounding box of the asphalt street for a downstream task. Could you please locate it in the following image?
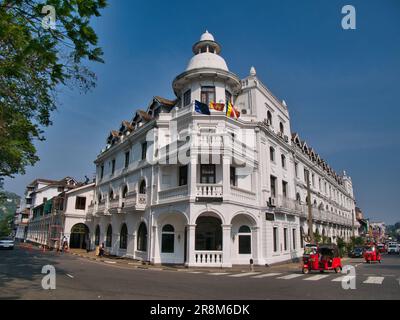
[0,246,399,300]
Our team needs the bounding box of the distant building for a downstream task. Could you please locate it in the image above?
[369,222,386,243]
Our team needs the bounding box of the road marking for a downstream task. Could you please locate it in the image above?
[277,274,304,280]
[252,273,282,279]
[229,272,260,278]
[104,261,117,264]
[209,272,230,276]
[363,277,384,284]
[66,274,74,279]
[332,276,355,282]
[304,275,330,281]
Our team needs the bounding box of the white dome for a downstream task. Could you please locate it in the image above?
[186,52,229,71]
[200,30,215,42]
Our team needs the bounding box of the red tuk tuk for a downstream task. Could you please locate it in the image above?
[302,244,342,274]
[364,243,381,264]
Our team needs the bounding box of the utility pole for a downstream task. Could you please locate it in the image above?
[305,169,315,244]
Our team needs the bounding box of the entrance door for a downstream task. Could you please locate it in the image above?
[69,224,89,249]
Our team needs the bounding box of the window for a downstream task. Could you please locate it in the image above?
[200,86,215,106]
[200,164,216,184]
[124,151,130,169]
[284,228,288,251]
[300,227,304,248]
[279,122,284,135]
[137,223,147,252]
[270,147,275,162]
[43,197,47,204]
[100,165,104,179]
[304,169,309,184]
[312,174,315,187]
[230,167,237,186]
[281,154,286,169]
[270,176,277,198]
[109,190,114,201]
[238,225,251,254]
[122,185,128,199]
[225,90,232,103]
[183,89,191,106]
[95,225,100,246]
[295,162,298,178]
[179,166,188,186]
[292,229,297,250]
[106,225,112,247]
[111,159,116,175]
[318,178,321,191]
[98,193,102,203]
[282,181,288,198]
[75,197,86,210]
[267,111,272,125]
[161,224,175,253]
[296,192,301,203]
[141,142,148,161]
[120,224,128,249]
[139,180,146,194]
[273,227,278,252]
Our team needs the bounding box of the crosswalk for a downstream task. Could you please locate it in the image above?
[187,271,395,285]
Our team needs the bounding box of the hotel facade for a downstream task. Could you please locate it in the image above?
[86,32,358,267]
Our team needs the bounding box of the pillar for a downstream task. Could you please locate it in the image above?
[222,224,232,268]
[186,224,196,267]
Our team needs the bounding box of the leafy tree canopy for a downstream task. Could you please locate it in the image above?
[0,0,107,180]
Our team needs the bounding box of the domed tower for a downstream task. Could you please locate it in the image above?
[172,31,241,107]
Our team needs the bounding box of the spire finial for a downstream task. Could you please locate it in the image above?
[250,66,256,76]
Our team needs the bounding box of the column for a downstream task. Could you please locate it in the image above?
[222,224,232,268]
[222,155,231,200]
[185,224,196,267]
[251,226,262,265]
[189,155,197,201]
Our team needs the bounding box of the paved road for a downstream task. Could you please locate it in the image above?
[1,246,399,300]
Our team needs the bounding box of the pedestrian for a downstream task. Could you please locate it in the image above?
[86,236,91,253]
[99,242,105,257]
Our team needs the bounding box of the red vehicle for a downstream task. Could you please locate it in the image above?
[302,244,342,274]
[377,243,386,254]
[364,243,382,263]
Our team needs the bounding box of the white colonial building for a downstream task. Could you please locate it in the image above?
[87,31,357,267]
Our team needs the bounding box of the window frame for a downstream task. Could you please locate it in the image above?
[200,164,216,184]
[75,196,86,210]
[200,86,216,106]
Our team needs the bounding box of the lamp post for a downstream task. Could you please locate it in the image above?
[305,169,315,244]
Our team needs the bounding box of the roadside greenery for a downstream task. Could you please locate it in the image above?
[0,0,107,188]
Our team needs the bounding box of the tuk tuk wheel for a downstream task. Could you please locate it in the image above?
[320,270,324,273]
[302,268,310,274]
[334,266,341,273]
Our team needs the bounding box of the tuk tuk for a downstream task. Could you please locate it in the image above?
[364,243,382,263]
[302,244,342,274]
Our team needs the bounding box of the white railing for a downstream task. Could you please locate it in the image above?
[196,184,223,197]
[96,202,105,214]
[109,199,119,210]
[231,186,256,201]
[194,251,223,266]
[159,185,188,202]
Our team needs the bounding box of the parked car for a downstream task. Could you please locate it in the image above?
[387,242,399,254]
[0,237,15,250]
[349,246,364,258]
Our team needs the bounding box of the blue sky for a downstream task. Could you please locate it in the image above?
[4,0,400,224]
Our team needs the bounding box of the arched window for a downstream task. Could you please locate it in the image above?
[106,225,112,248]
[95,225,100,246]
[120,224,128,249]
[109,190,114,201]
[296,193,301,203]
[137,223,147,252]
[139,180,146,194]
[161,224,175,253]
[122,185,128,199]
[279,122,284,135]
[270,147,275,162]
[267,111,272,125]
[238,225,251,254]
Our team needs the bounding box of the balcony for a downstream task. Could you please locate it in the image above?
[195,184,223,202]
[108,198,120,214]
[158,185,189,203]
[230,186,256,202]
[120,192,147,212]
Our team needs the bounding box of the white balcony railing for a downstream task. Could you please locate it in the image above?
[159,185,189,202]
[230,186,256,201]
[196,184,223,197]
[194,251,223,267]
[122,192,147,211]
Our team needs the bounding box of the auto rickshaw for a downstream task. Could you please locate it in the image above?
[364,243,381,264]
[302,244,342,274]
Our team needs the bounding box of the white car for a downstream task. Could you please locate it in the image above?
[387,242,399,254]
[0,237,14,250]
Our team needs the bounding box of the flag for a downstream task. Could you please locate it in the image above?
[194,100,210,115]
[226,100,240,119]
[209,102,225,112]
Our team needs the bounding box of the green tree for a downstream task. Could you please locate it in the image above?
[0,213,13,237]
[0,0,107,182]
